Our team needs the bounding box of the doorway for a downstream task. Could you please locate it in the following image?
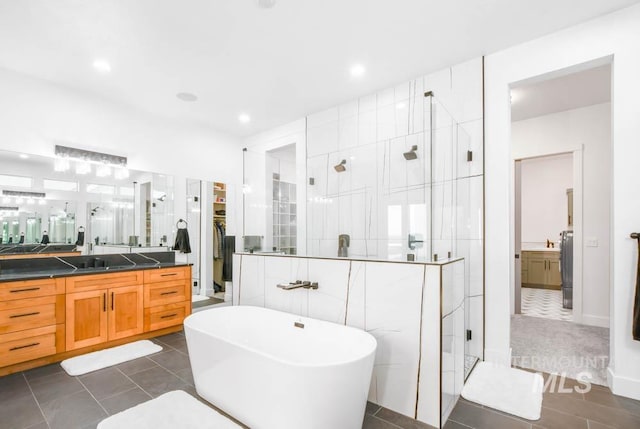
[516,153,574,322]
[509,63,612,386]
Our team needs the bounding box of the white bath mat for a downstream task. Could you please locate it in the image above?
[61,340,162,376]
[192,295,210,302]
[97,390,241,429]
[461,362,544,420]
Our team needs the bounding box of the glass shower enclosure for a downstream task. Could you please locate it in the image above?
[243,91,484,383]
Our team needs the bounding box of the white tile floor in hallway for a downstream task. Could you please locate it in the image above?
[521,287,572,321]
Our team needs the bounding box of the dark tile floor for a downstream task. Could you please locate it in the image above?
[1,331,639,429]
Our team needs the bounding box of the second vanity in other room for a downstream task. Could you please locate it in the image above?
[521,248,561,289]
[0,251,191,375]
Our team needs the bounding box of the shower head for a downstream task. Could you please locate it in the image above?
[334,159,347,172]
[403,145,418,160]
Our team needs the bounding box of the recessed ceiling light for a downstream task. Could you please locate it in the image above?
[19,154,29,159]
[92,59,112,73]
[350,64,366,78]
[238,113,251,123]
[176,92,198,102]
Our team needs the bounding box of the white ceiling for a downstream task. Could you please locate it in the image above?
[0,1,636,137]
[511,65,611,121]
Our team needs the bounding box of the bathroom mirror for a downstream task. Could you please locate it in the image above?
[0,150,176,253]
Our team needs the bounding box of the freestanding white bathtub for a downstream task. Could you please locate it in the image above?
[184,306,377,429]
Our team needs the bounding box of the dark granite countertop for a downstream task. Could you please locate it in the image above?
[0,244,78,256]
[0,252,191,283]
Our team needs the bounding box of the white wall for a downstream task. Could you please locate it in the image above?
[513,104,611,327]
[485,3,640,399]
[519,153,573,248]
[0,67,242,185]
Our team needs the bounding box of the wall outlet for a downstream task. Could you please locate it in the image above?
[585,237,599,247]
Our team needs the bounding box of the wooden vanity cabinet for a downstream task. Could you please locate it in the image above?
[522,251,561,289]
[143,266,191,332]
[0,278,65,366]
[66,272,144,351]
[1,264,190,374]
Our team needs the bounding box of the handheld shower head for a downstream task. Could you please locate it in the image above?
[403,145,418,160]
[334,159,347,172]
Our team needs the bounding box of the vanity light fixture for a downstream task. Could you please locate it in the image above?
[114,167,129,180]
[96,164,112,178]
[75,161,91,175]
[55,145,127,167]
[54,157,71,172]
[3,190,46,198]
[55,144,128,177]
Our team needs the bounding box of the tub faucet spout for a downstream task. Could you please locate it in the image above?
[277,280,319,290]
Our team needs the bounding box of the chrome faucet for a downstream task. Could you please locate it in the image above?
[277,280,319,290]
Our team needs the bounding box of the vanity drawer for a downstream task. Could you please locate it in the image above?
[143,267,190,284]
[0,278,65,301]
[144,302,190,332]
[66,271,143,293]
[0,295,65,334]
[144,279,190,308]
[0,325,63,367]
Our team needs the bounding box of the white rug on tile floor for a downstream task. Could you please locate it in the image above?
[61,340,162,376]
[461,362,543,420]
[97,390,241,429]
[192,295,210,302]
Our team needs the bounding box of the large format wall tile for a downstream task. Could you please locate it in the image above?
[358,109,377,146]
[345,261,366,329]
[236,255,466,428]
[307,259,351,324]
[307,121,338,157]
[238,255,265,307]
[264,256,309,316]
[417,265,443,427]
[338,114,358,151]
[364,262,425,417]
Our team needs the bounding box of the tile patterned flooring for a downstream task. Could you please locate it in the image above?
[1,331,639,429]
[521,287,572,321]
